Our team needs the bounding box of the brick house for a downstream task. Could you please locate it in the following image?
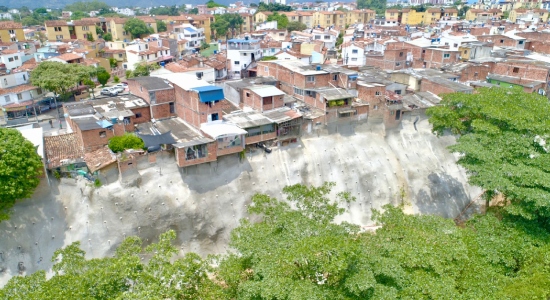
[64,95,151,153]
[127,76,177,120]
[476,34,526,49]
[419,76,474,96]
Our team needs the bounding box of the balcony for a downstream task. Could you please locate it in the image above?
[228,44,260,51]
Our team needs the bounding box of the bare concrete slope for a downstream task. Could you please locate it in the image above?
[0,116,482,286]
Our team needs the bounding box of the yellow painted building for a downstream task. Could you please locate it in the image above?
[313,11,346,28]
[345,9,376,26]
[190,14,214,43]
[137,16,158,33]
[400,9,424,25]
[106,18,132,42]
[0,21,25,43]
[45,20,71,41]
[73,19,98,41]
[255,11,273,23]
[385,9,400,24]
[465,9,503,22]
[424,8,443,24]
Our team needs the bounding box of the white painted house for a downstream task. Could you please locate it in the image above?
[227,37,262,78]
[341,41,366,66]
[274,49,311,64]
[124,39,171,71]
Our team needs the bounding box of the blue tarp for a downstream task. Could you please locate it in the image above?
[97,120,113,128]
[348,74,358,79]
[192,86,225,103]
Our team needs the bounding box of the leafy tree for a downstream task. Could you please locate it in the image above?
[249,3,258,7]
[187,7,199,14]
[64,1,110,12]
[108,57,118,68]
[128,62,159,78]
[103,32,113,41]
[71,11,89,20]
[123,18,153,39]
[108,133,145,152]
[287,21,307,32]
[261,55,278,61]
[95,26,104,35]
[96,70,110,86]
[267,12,289,29]
[356,0,387,15]
[156,20,167,32]
[210,13,244,40]
[31,62,94,103]
[0,128,43,221]
[206,0,227,8]
[149,5,179,16]
[427,88,550,222]
[258,2,293,12]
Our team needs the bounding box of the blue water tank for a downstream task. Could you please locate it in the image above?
[214,50,217,54]
[160,61,165,67]
[316,65,321,71]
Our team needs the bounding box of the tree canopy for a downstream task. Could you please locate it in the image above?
[108,133,145,153]
[149,5,179,16]
[156,20,167,32]
[2,183,550,298]
[267,12,289,30]
[0,128,43,221]
[258,2,293,12]
[427,88,550,223]
[64,1,110,12]
[206,0,227,8]
[30,62,95,100]
[123,18,153,39]
[356,0,387,14]
[210,13,244,39]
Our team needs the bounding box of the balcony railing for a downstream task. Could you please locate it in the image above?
[228,44,259,50]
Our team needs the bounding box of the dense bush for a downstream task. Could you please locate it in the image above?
[108,133,145,153]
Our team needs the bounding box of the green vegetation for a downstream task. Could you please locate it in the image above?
[336,32,343,47]
[102,32,113,41]
[210,13,244,40]
[427,88,550,222]
[108,133,145,153]
[187,7,199,14]
[156,20,167,32]
[287,21,307,32]
[123,18,153,39]
[96,69,110,87]
[356,0,387,15]
[0,128,43,222]
[149,5,179,16]
[2,182,550,298]
[30,62,95,102]
[64,1,110,12]
[18,7,58,27]
[206,0,227,8]
[93,178,101,188]
[127,62,159,78]
[261,56,278,61]
[113,76,120,83]
[258,2,293,12]
[200,43,219,57]
[267,12,289,29]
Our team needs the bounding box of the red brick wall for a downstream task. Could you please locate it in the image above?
[469,27,490,36]
[245,132,277,145]
[128,79,175,105]
[175,142,217,167]
[420,78,456,95]
[130,107,151,124]
[151,103,176,120]
[490,62,549,82]
[476,35,518,48]
[423,49,460,69]
[81,128,114,153]
[173,84,226,129]
[457,64,491,82]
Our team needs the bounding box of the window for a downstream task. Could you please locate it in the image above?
[464,50,468,54]
[422,49,426,53]
[17,93,22,100]
[5,95,11,102]
[374,105,378,110]
[135,112,142,118]
[443,53,450,58]
[395,62,401,66]
[264,66,268,72]
[333,74,338,81]
[99,131,106,138]
[8,29,14,34]
[185,144,208,160]
[375,91,381,96]
[315,35,321,39]
[324,35,330,39]
[399,52,403,57]
[263,97,273,105]
[82,26,89,31]
[395,90,402,95]
[3,78,7,85]
[279,33,284,36]
[118,53,123,58]
[519,40,524,45]
[235,61,240,65]
[351,58,357,61]
[8,57,13,62]
[453,43,458,48]
[306,75,315,82]
[169,102,175,114]
[56,35,63,39]
[246,92,250,97]
[14,56,18,61]
[500,39,504,43]
[294,87,304,95]
[54,27,62,32]
[352,49,358,54]
[22,74,26,81]
[513,67,519,73]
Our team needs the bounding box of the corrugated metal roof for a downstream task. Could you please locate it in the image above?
[249,85,285,97]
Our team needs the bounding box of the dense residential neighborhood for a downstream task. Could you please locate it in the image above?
[0,0,548,176]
